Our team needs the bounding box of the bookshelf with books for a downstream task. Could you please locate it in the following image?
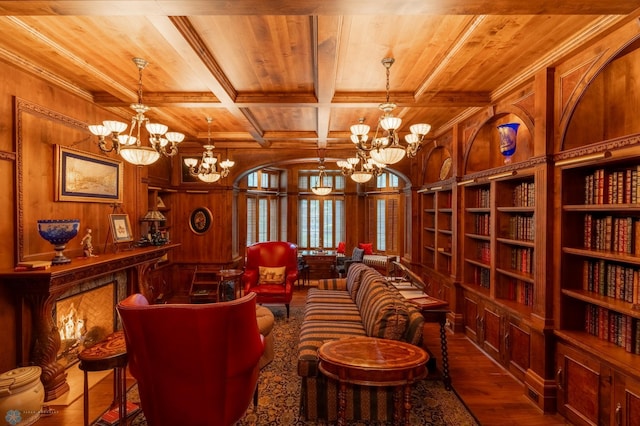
[458,161,553,408]
[462,182,492,294]
[494,174,536,313]
[420,185,454,274]
[420,190,436,270]
[556,150,640,425]
[436,188,454,276]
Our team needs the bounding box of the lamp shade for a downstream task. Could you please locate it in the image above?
[350,171,373,183]
[142,210,166,221]
[198,172,221,183]
[370,146,406,164]
[119,146,160,166]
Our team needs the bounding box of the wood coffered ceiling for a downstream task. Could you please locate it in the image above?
[0,1,638,152]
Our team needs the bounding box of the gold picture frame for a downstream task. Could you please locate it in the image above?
[55,145,123,203]
[109,214,133,243]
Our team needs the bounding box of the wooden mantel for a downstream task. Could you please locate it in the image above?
[0,244,179,401]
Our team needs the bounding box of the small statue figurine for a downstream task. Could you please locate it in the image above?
[80,228,97,257]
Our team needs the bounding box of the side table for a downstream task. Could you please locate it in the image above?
[318,337,428,426]
[219,269,243,301]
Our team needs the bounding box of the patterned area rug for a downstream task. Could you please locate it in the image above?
[113,305,479,426]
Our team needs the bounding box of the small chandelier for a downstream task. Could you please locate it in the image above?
[337,151,386,184]
[89,58,185,166]
[349,58,431,165]
[311,160,332,196]
[183,117,235,183]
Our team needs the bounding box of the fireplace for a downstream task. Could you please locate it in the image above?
[55,283,115,368]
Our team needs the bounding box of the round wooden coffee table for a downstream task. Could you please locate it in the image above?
[318,336,428,426]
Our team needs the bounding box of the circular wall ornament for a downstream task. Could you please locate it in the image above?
[189,207,212,234]
[439,157,452,180]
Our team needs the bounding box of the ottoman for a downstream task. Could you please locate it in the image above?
[256,305,275,368]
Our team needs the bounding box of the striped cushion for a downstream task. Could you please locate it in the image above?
[317,277,347,291]
[345,262,369,299]
[357,281,409,340]
[305,288,353,305]
[304,303,362,323]
[297,320,367,377]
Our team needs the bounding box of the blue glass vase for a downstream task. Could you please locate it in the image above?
[37,219,80,264]
[497,123,520,164]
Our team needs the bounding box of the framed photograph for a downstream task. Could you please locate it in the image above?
[55,145,123,203]
[109,214,133,243]
[189,207,212,234]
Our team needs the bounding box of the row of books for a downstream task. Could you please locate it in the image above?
[473,213,490,236]
[585,304,640,354]
[471,266,491,289]
[510,247,534,274]
[504,279,534,307]
[475,188,491,208]
[476,241,491,263]
[582,260,640,304]
[512,181,535,207]
[584,214,640,254]
[584,167,640,205]
[507,215,535,241]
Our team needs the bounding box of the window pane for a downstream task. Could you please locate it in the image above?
[270,198,277,240]
[261,173,269,189]
[310,200,320,248]
[247,197,256,245]
[335,200,345,244]
[377,199,386,251]
[298,199,308,247]
[248,172,258,188]
[258,198,268,242]
[323,200,333,249]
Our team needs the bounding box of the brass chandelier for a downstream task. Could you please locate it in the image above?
[183,117,235,183]
[311,159,332,196]
[346,57,431,166]
[89,58,185,166]
[337,150,387,184]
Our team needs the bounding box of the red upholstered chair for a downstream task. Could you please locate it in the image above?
[117,293,264,426]
[242,241,298,318]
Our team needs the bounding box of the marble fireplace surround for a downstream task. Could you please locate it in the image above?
[0,244,178,401]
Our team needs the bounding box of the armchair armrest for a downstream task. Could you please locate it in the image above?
[242,269,258,292]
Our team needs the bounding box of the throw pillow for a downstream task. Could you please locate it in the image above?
[336,241,346,254]
[258,266,286,285]
[351,247,365,262]
[358,242,373,255]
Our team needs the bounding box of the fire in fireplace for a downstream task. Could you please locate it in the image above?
[55,282,116,368]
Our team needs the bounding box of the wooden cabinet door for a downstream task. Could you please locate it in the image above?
[505,316,531,382]
[613,371,640,426]
[556,342,611,426]
[463,293,480,344]
[480,302,503,362]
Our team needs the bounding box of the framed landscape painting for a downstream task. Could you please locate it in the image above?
[55,145,123,203]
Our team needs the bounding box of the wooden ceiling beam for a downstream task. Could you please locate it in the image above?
[146,15,270,147]
[0,1,637,16]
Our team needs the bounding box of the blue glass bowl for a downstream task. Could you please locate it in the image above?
[37,219,80,264]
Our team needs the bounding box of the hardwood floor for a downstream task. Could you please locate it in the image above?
[36,286,572,425]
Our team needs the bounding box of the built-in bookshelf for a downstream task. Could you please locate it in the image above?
[463,183,491,293]
[494,175,536,311]
[558,157,640,361]
[421,191,436,269]
[420,185,453,275]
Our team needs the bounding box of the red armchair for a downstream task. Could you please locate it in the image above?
[117,293,264,426]
[242,241,298,318]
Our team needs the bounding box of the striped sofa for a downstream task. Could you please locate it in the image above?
[297,263,425,422]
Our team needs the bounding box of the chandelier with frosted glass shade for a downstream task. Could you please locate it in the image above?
[337,150,386,184]
[183,118,235,183]
[347,57,431,165]
[89,58,185,166]
[311,159,332,196]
